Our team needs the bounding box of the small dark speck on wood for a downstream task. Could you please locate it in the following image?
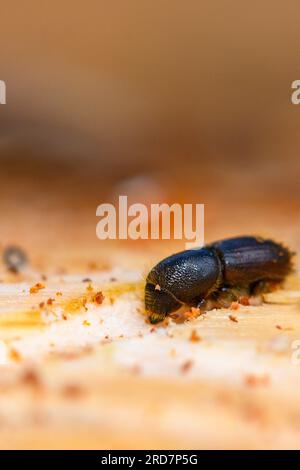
[3,246,28,274]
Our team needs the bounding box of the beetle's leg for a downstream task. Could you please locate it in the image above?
[196,298,206,309]
[212,289,235,308]
[210,286,235,308]
[210,285,251,308]
[148,312,167,324]
[250,280,280,296]
[195,298,212,313]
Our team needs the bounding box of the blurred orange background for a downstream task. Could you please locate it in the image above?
[0,1,299,269]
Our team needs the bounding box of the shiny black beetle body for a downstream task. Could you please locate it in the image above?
[145,236,293,323]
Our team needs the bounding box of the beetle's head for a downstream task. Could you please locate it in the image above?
[145,280,182,324]
[145,248,221,323]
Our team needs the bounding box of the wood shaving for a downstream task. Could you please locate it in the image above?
[29,283,45,294]
[93,291,104,305]
[229,314,238,323]
[230,302,239,310]
[244,374,270,387]
[189,329,202,342]
[180,360,194,374]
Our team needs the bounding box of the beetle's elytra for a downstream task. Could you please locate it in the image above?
[145,236,293,324]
